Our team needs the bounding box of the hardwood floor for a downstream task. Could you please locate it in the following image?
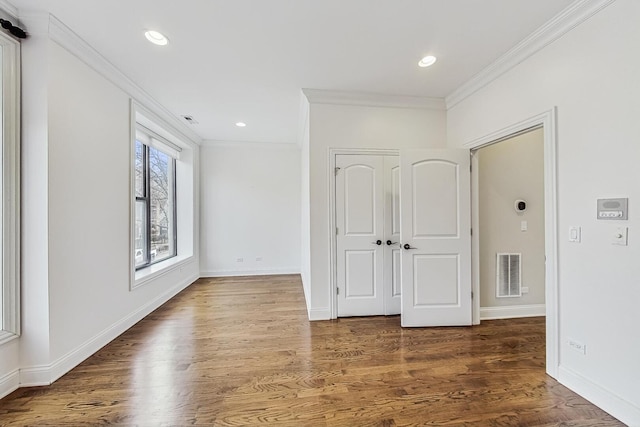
[0,275,623,426]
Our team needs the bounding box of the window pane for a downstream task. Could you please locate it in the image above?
[135,139,144,198]
[149,146,175,263]
[135,200,147,267]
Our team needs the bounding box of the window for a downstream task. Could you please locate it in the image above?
[0,31,21,344]
[134,126,178,269]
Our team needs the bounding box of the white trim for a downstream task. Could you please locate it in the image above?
[0,1,18,21]
[465,108,559,380]
[308,307,331,321]
[0,368,19,400]
[200,269,301,278]
[17,273,198,389]
[446,0,617,108]
[328,148,400,320]
[559,366,640,426]
[303,88,445,110]
[0,28,20,342]
[134,256,195,289]
[480,304,546,320]
[41,14,202,146]
[18,365,50,387]
[201,140,299,150]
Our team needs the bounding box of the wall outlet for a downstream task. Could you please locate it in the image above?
[256,257,263,261]
[568,339,587,355]
[236,258,244,263]
[521,286,529,294]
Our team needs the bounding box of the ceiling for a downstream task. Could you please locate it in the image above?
[12,0,574,144]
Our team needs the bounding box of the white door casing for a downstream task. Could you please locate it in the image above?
[400,149,472,327]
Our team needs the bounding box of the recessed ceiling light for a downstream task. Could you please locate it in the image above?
[418,55,437,68]
[144,30,169,46]
[235,122,247,127]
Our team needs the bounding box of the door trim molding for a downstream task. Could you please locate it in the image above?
[464,107,559,379]
[328,148,399,319]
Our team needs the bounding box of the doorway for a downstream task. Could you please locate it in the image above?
[466,109,559,379]
[474,127,546,320]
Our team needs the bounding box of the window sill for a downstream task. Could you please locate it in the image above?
[0,330,19,346]
[133,254,194,290]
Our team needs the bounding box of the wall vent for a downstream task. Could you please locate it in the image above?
[496,253,521,297]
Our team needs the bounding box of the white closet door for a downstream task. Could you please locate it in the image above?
[400,149,472,327]
[336,155,385,316]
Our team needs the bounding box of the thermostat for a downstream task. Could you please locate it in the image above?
[597,198,628,220]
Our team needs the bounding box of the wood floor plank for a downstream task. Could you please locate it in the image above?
[0,275,624,426]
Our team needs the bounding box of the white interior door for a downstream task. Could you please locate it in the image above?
[383,156,401,315]
[336,155,385,316]
[400,149,472,327]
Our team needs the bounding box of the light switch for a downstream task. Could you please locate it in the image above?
[612,227,628,246]
[569,226,581,243]
[520,221,528,232]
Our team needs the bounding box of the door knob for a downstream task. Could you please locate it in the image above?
[386,240,398,246]
[372,240,382,246]
[403,243,416,250]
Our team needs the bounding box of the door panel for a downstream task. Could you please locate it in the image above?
[345,165,376,235]
[336,155,385,316]
[345,250,376,297]
[413,254,459,306]
[412,161,459,237]
[400,149,471,327]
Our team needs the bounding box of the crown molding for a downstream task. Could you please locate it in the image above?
[33,14,203,145]
[303,88,445,111]
[0,0,17,20]
[201,140,300,150]
[445,0,617,109]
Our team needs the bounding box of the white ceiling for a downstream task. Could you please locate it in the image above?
[12,0,574,144]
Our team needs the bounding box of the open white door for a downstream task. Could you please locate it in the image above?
[400,149,471,327]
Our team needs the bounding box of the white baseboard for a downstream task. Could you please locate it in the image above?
[0,369,19,400]
[559,366,640,426]
[16,273,199,390]
[200,268,301,278]
[19,365,52,387]
[308,307,331,321]
[480,304,546,320]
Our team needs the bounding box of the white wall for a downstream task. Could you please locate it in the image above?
[1,15,201,398]
[304,101,447,319]
[200,143,301,276]
[447,1,640,423]
[478,128,545,309]
[300,97,311,303]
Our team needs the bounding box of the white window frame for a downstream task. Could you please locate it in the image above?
[130,101,196,290]
[0,31,21,345]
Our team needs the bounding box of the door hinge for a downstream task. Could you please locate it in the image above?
[470,164,472,172]
[336,287,340,295]
[471,291,474,299]
[336,227,339,235]
[335,167,341,176]
[470,228,473,236]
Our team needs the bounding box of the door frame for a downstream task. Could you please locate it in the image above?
[464,107,559,379]
[328,148,399,319]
